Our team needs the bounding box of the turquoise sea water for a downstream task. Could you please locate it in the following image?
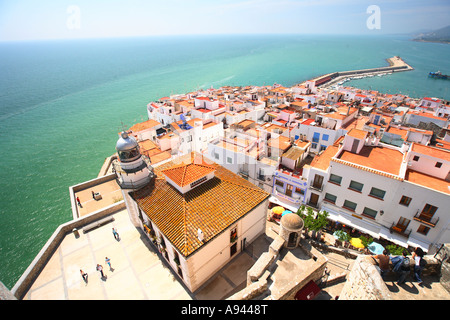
[0,34,449,289]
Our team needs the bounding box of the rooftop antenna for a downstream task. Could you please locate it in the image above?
[119,121,128,132]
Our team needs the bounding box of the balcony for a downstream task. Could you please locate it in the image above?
[310,182,323,192]
[239,170,249,179]
[389,223,411,238]
[413,212,439,228]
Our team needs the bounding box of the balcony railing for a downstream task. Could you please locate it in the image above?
[413,212,439,228]
[310,182,323,192]
[389,223,411,238]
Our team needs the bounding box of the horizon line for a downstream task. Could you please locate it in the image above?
[0,32,415,44]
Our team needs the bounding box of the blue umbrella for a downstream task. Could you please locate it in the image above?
[368,242,384,255]
[282,210,293,216]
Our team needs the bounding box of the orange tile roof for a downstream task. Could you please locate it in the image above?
[347,128,368,140]
[310,145,339,171]
[150,151,172,164]
[405,170,449,194]
[411,143,450,161]
[131,154,270,257]
[129,119,161,133]
[162,162,216,187]
[336,146,404,178]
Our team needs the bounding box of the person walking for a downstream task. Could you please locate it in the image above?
[96,264,105,278]
[80,269,88,283]
[105,257,112,270]
[76,197,82,207]
[112,227,120,241]
[412,247,425,286]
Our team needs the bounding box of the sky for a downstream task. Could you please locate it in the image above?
[0,0,449,41]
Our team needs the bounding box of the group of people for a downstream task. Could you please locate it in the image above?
[80,257,112,283]
[372,247,427,286]
[79,228,120,283]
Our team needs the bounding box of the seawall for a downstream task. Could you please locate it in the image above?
[310,56,414,88]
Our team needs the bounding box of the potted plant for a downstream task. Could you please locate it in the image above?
[310,210,329,241]
[334,230,350,247]
[300,207,315,238]
[359,235,373,253]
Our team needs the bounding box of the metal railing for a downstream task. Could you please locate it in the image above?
[413,211,439,228]
[389,223,411,238]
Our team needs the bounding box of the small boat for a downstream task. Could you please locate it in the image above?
[429,71,449,79]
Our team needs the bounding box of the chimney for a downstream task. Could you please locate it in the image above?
[197,229,204,242]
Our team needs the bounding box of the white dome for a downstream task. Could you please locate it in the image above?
[116,131,138,152]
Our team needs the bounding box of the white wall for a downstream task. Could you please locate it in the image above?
[322,161,449,251]
[407,150,449,180]
[183,200,268,292]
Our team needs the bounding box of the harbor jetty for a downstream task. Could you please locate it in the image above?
[309,56,414,88]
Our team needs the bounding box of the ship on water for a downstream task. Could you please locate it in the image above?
[428,71,449,79]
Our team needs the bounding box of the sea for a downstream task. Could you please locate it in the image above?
[0,34,449,289]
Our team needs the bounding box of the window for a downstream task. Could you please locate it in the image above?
[322,134,329,141]
[295,187,305,195]
[417,225,430,236]
[230,242,237,256]
[329,174,342,185]
[275,179,284,187]
[320,145,327,152]
[312,174,324,189]
[214,152,219,160]
[285,184,293,197]
[313,132,320,143]
[349,180,364,192]
[413,155,420,161]
[343,200,357,211]
[435,162,442,168]
[324,193,337,204]
[362,207,377,219]
[399,195,411,206]
[369,187,386,200]
[421,204,438,217]
[227,156,233,164]
[258,168,265,181]
[312,143,318,149]
[230,227,237,243]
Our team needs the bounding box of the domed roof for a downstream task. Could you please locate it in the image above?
[281,213,304,231]
[116,131,138,151]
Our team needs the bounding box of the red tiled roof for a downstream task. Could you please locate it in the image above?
[411,143,450,161]
[162,163,216,187]
[130,153,270,257]
[335,146,404,179]
[405,170,449,194]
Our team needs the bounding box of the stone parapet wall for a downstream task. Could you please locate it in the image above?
[339,255,392,300]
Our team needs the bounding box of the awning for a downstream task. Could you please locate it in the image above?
[323,205,381,239]
[295,280,321,300]
[361,106,373,113]
[379,227,409,248]
[407,237,430,253]
[268,196,299,214]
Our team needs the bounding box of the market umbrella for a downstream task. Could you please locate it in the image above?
[282,210,293,216]
[368,242,384,255]
[350,238,365,249]
[272,206,285,215]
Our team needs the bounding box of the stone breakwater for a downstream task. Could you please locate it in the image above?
[309,56,414,88]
